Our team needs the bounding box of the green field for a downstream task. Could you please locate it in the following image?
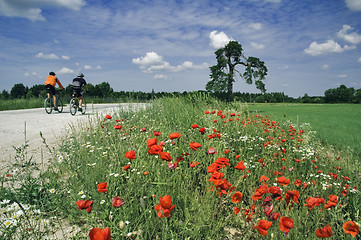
[245,103,361,159]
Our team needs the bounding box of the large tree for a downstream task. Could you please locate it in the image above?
[206,41,268,102]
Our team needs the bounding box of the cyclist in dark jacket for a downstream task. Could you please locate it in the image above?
[71,73,88,112]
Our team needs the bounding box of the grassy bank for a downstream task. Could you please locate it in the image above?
[0,95,360,239]
[0,97,145,111]
[245,103,361,159]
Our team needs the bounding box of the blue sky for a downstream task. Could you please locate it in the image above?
[0,0,360,97]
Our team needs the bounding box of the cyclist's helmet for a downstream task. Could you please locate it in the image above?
[77,73,84,77]
[49,72,56,76]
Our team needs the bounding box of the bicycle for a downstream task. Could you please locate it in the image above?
[69,95,86,115]
[44,93,63,114]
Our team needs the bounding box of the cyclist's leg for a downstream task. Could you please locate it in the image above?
[79,96,83,107]
[78,91,83,109]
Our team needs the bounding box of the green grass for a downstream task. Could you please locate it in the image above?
[0,97,147,111]
[1,95,360,239]
[0,98,43,111]
[245,103,361,159]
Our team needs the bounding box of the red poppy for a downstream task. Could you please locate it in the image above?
[277,176,290,186]
[304,197,325,210]
[343,221,359,237]
[112,196,125,208]
[154,195,176,218]
[285,190,300,205]
[234,161,246,171]
[324,195,338,209]
[279,216,294,235]
[192,124,199,129]
[255,220,273,236]
[153,130,161,136]
[215,158,230,166]
[260,175,269,183]
[148,145,163,155]
[144,171,149,175]
[147,138,158,147]
[105,115,112,119]
[113,124,122,130]
[294,179,302,187]
[189,161,200,167]
[169,132,181,140]
[160,152,172,161]
[208,171,225,184]
[214,178,235,195]
[97,182,108,193]
[267,186,282,197]
[252,184,268,201]
[123,165,130,171]
[315,225,332,238]
[199,127,206,134]
[207,163,222,173]
[124,150,136,160]
[189,142,202,151]
[231,192,243,203]
[233,207,240,215]
[89,227,111,240]
[224,149,230,154]
[76,200,93,213]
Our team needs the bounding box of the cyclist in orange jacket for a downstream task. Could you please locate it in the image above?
[44,72,64,111]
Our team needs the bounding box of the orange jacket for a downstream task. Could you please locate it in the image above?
[44,75,64,89]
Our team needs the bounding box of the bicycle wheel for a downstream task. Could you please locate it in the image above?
[81,98,86,114]
[57,98,63,113]
[44,98,52,114]
[69,98,77,116]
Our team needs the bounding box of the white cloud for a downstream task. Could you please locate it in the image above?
[209,30,233,49]
[95,65,102,70]
[154,74,168,79]
[35,52,59,59]
[133,52,209,73]
[337,25,361,45]
[57,67,75,75]
[251,42,265,50]
[84,65,92,70]
[337,74,348,78]
[24,72,41,78]
[0,0,86,21]
[278,65,289,70]
[249,23,263,30]
[62,55,70,60]
[321,64,329,70]
[345,0,361,11]
[358,57,361,62]
[132,52,164,67]
[304,40,354,56]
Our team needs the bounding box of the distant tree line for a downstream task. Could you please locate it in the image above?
[1,82,360,103]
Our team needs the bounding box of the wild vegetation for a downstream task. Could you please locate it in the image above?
[0,95,359,239]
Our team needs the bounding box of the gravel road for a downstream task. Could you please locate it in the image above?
[0,103,146,174]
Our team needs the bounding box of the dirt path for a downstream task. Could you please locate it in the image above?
[0,103,146,174]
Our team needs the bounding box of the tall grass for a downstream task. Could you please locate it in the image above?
[0,98,43,111]
[1,94,360,239]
